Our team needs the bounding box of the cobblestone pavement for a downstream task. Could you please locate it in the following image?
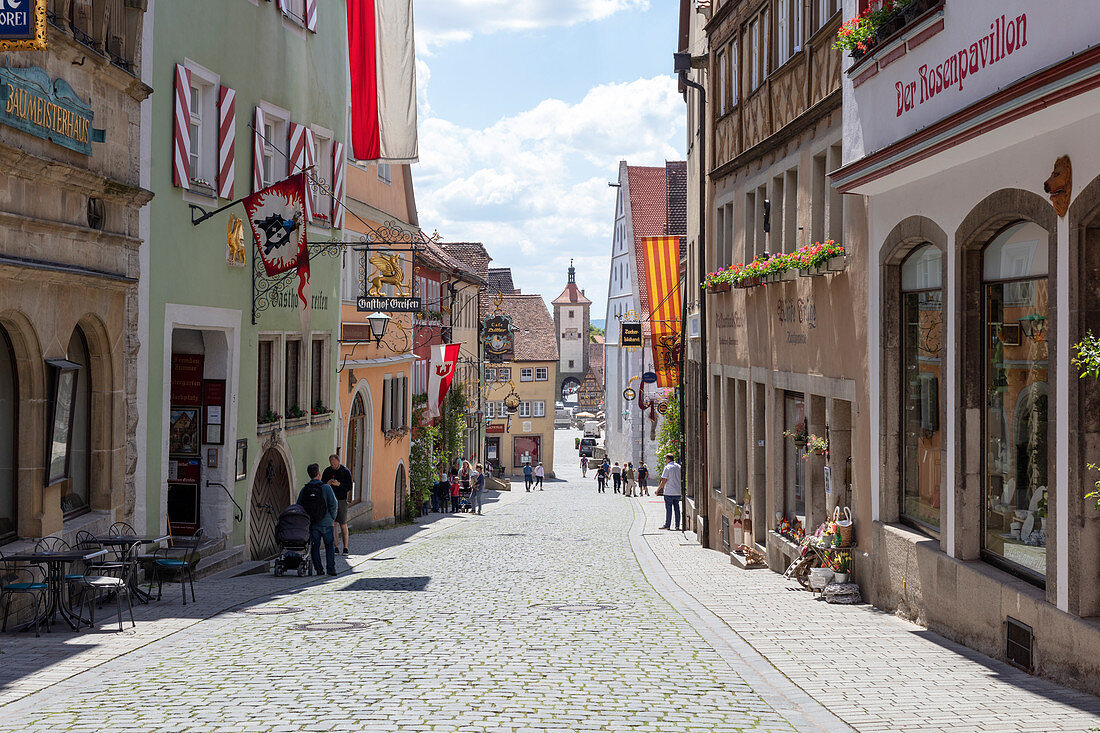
[2,429,1099,732]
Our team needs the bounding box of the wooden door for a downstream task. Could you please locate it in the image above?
[248,447,290,560]
[394,464,407,521]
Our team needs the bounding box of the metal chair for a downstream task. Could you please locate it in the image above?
[71,542,137,632]
[107,522,136,536]
[0,552,49,637]
[149,529,204,605]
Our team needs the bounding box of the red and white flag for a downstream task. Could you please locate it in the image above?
[243,173,312,334]
[426,343,461,420]
[346,0,418,163]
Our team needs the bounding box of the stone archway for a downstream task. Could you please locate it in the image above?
[248,447,291,560]
[560,377,580,401]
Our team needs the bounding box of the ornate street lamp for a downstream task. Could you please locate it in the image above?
[366,311,391,345]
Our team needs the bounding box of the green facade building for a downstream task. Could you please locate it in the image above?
[139,0,347,562]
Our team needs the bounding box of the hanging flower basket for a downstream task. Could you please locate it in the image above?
[826,255,847,272]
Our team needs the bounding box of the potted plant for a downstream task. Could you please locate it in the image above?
[804,433,829,458]
[783,421,809,449]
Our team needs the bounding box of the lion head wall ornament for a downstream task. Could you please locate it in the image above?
[1044,155,1072,217]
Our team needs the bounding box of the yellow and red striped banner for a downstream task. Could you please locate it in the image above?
[642,236,682,387]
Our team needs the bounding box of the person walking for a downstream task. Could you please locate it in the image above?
[470,464,486,515]
[460,460,472,493]
[297,463,338,576]
[596,464,607,493]
[611,462,622,494]
[656,453,683,531]
[622,462,636,497]
[534,462,545,490]
[523,463,534,492]
[637,462,650,496]
[321,454,353,555]
[580,455,588,478]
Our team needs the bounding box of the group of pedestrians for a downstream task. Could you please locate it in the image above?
[585,453,683,531]
[295,454,353,577]
[430,459,488,515]
[522,462,545,491]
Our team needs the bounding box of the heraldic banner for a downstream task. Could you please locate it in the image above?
[244,172,311,335]
[427,343,461,420]
[641,236,682,387]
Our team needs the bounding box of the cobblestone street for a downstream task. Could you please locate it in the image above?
[1,431,1099,732]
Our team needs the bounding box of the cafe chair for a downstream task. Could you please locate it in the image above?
[71,543,137,632]
[107,522,136,537]
[0,552,50,637]
[149,529,204,605]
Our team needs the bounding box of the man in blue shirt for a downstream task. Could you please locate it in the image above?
[297,463,339,576]
[522,463,534,492]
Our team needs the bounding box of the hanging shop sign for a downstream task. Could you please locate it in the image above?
[482,314,514,363]
[0,66,94,154]
[620,323,643,348]
[357,251,419,311]
[642,371,658,384]
[0,0,46,51]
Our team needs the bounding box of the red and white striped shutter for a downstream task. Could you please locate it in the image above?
[288,122,310,219]
[331,141,345,228]
[303,127,316,221]
[252,106,266,193]
[304,0,317,32]
[276,0,288,14]
[172,63,191,189]
[216,86,235,199]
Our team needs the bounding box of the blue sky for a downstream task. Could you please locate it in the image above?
[411,0,687,316]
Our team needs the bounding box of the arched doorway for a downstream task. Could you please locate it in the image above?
[346,390,372,505]
[248,447,291,560]
[394,464,407,521]
[0,326,16,542]
[560,377,580,401]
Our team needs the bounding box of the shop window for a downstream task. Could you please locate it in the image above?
[310,338,326,412]
[981,221,1049,580]
[257,339,274,419]
[533,401,546,418]
[900,245,943,531]
[535,367,548,381]
[514,436,540,467]
[0,327,15,542]
[784,392,807,522]
[284,339,301,415]
[520,368,533,382]
[60,328,91,518]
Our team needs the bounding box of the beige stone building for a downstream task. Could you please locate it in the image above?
[0,5,151,548]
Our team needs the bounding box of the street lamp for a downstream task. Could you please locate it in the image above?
[365,311,391,345]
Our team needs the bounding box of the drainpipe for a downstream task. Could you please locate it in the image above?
[676,55,707,535]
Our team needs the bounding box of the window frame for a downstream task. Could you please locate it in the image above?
[284,337,303,417]
[258,102,290,188]
[377,162,391,184]
[182,60,219,198]
[519,368,533,382]
[533,400,546,418]
[310,125,334,228]
[309,335,329,414]
[535,367,548,381]
[519,401,532,418]
[257,336,279,420]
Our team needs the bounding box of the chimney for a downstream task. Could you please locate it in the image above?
[581,289,585,296]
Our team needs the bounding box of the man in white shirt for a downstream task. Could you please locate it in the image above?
[656,453,682,530]
[534,462,545,490]
[611,462,622,494]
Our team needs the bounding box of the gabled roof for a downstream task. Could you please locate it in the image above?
[551,282,591,306]
[499,294,558,362]
[440,242,491,282]
[417,238,485,284]
[487,268,516,295]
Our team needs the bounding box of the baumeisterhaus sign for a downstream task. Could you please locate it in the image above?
[0,0,46,51]
[1,66,93,154]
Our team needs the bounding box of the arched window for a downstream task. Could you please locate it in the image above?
[981,221,1048,579]
[346,393,370,504]
[61,327,91,517]
[0,327,16,541]
[900,245,943,530]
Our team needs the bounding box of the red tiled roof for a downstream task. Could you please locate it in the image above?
[499,294,558,362]
[625,162,686,336]
[551,282,592,306]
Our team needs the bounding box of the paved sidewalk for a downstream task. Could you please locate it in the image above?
[631,494,1100,732]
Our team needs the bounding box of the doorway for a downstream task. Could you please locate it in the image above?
[394,464,407,521]
[248,447,290,560]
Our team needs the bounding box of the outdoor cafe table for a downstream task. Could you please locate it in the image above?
[91,535,171,603]
[3,549,107,631]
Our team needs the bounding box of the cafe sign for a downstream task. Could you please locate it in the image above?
[1,66,94,155]
[0,0,46,51]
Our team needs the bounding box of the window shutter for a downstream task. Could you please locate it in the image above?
[217,85,235,199]
[288,122,312,219]
[277,0,289,14]
[252,106,265,193]
[305,0,317,32]
[303,127,315,221]
[331,141,345,228]
[172,63,191,189]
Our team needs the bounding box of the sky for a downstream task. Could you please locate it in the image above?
[410,0,687,318]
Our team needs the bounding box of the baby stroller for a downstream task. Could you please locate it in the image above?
[272,504,313,577]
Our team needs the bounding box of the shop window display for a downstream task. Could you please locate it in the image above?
[900,245,943,530]
[982,222,1049,580]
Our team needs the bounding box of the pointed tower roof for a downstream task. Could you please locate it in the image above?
[552,259,592,306]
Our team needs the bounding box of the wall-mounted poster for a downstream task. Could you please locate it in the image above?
[44,358,81,486]
[202,379,226,445]
[169,407,201,456]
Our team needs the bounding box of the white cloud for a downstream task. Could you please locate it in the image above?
[414,0,650,52]
[413,74,685,313]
